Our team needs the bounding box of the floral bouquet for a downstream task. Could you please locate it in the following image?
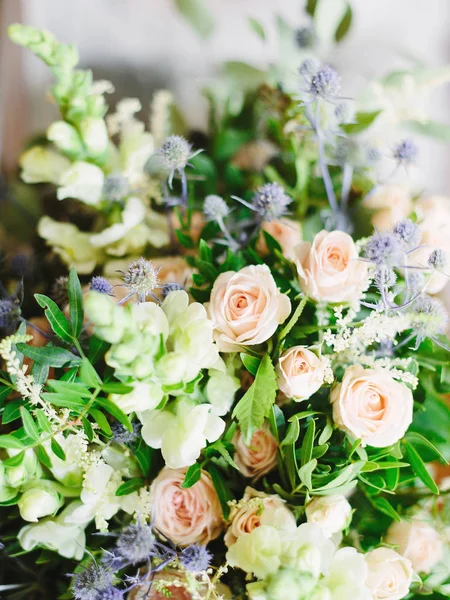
[1,4,450,600]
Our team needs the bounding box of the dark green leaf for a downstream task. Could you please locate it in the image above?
[405,431,448,464]
[36,444,52,468]
[89,408,112,436]
[239,353,260,376]
[2,400,22,424]
[115,478,145,496]
[94,397,132,431]
[208,463,232,519]
[404,441,439,494]
[342,110,382,135]
[32,360,50,385]
[34,294,73,343]
[0,386,11,407]
[51,437,66,461]
[134,440,153,476]
[82,417,94,442]
[181,462,201,488]
[335,4,352,42]
[0,434,25,449]
[369,496,401,522]
[16,344,82,367]
[35,409,52,434]
[300,419,315,466]
[20,407,40,441]
[88,335,110,364]
[199,239,213,264]
[68,267,84,338]
[79,358,102,388]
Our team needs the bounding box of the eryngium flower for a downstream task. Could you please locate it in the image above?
[295,26,316,49]
[72,564,113,600]
[116,522,156,564]
[96,587,124,600]
[159,135,192,172]
[180,543,212,572]
[111,421,141,445]
[410,295,448,340]
[162,282,185,298]
[251,183,291,221]
[121,257,160,303]
[203,195,229,222]
[103,173,130,202]
[392,219,421,249]
[0,299,20,330]
[308,64,341,99]
[428,248,447,271]
[90,276,114,296]
[364,232,404,266]
[393,139,418,165]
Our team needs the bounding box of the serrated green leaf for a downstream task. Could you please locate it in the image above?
[20,407,40,441]
[34,294,73,343]
[68,267,84,338]
[115,478,145,496]
[181,462,201,488]
[232,353,277,443]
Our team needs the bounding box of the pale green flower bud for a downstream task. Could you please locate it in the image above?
[56,161,104,205]
[47,121,83,157]
[85,292,129,343]
[266,568,317,600]
[110,381,164,414]
[20,146,71,184]
[18,486,62,522]
[79,117,109,157]
[5,464,28,488]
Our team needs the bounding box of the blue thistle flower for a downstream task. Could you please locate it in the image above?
[103,174,130,202]
[251,183,291,221]
[367,147,382,164]
[308,64,341,100]
[203,195,230,222]
[72,564,113,600]
[428,248,447,271]
[392,219,420,249]
[90,276,114,296]
[0,298,21,330]
[393,139,418,165]
[162,282,185,299]
[410,295,448,341]
[116,522,156,565]
[179,544,212,573]
[111,421,141,445]
[120,258,161,303]
[364,232,404,266]
[96,587,124,600]
[295,26,316,49]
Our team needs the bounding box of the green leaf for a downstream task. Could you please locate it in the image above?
[16,344,82,367]
[278,297,307,341]
[207,440,239,470]
[208,463,232,519]
[115,478,145,497]
[3,451,25,467]
[318,419,333,445]
[335,4,352,42]
[0,434,25,449]
[89,408,112,436]
[88,335,110,364]
[248,17,266,41]
[79,358,102,388]
[34,294,73,344]
[47,380,91,397]
[2,400,22,424]
[94,397,132,432]
[369,496,401,522]
[300,419,316,466]
[181,463,201,488]
[299,458,317,490]
[134,440,154,476]
[281,418,300,448]
[51,437,66,460]
[404,441,439,494]
[175,0,215,39]
[41,392,86,411]
[20,407,40,441]
[101,382,134,395]
[36,444,52,468]
[405,431,448,465]
[32,360,50,385]
[199,239,213,264]
[35,409,52,434]
[240,353,261,376]
[81,417,94,442]
[0,386,11,407]
[232,353,277,443]
[342,110,383,135]
[68,267,84,338]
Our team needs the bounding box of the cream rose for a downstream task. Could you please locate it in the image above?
[208,265,291,351]
[365,547,413,600]
[276,346,325,401]
[331,365,413,447]
[233,425,278,480]
[225,487,296,547]
[256,218,302,260]
[305,495,352,538]
[362,185,413,231]
[295,230,369,304]
[149,467,223,546]
[385,518,444,573]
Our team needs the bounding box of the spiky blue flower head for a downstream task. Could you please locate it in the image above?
[121,257,160,303]
[428,248,447,271]
[162,282,185,299]
[251,183,291,221]
[295,26,316,49]
[334,102,355,125]
[103,173,130,202]
[333,138,360,166]
[203,195,229,222]
[96,587,124,600]
[116,522,156,564]
[72,564,113,600]
[309,64,341,99]
[374,266,397,290]
[393,139,418,165]
[0,299,20,330]
[410,295,448,339]
[299,58,319,78]
[90,276,114,296]
[111,421,141,445]
[364,232,404,266]
[180,544,212,572]
[392,219,421,250]
[367,147,382,164]
[158,135,192,171]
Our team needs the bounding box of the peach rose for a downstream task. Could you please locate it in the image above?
[409,195,450,294]
[385,518,444,574]
[295,230,369,304]
[256,218,302,260]
[330,365,413,447]
[365,547,413,600]
[208,265,291,351]
[149,467,222,546]
[233,425,278,480]
[225,486,296,547]
[305,494,352,538]
[362,185,413,231]
[276,346,326,401]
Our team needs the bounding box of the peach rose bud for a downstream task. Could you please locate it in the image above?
[276,346,325,401]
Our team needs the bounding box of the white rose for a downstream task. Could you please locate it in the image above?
[57,161,104,205]
[140,399,225,469]
[18,486,62,522]
[331,365,413,447]
[208,265,291,352]
[365,547,413,600]
[19,146,70,184]
[295,230,369,304]
[111,381,164,414]
[226,525,283,579]
[276,346,326,401]
[18,502,86,560]
[305,495,352,538]
[385,518,444,574]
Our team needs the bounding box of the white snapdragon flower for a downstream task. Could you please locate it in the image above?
[322,547,372,600]
[44,432,86,488]
[280,523,335,578]
[18,502,86,560]
[18,485,63,522]
[47,121,84,157]
[110,381,164,414]
[139,399,225,468]
[20,146,70,184]
[206,357,240,416]
[89,197,146,248]
[79,117,109,157]
[57,161,105,205]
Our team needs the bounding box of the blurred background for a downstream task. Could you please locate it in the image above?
[1,0,450,188]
